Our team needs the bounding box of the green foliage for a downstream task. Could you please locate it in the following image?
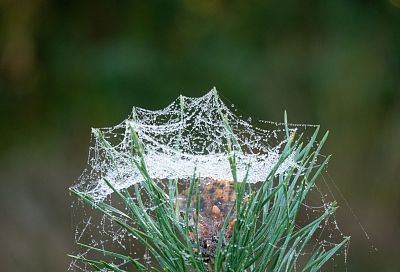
[69,114,349,271]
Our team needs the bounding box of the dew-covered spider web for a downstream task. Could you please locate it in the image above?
[73,88,305,202]
[69,88,349,271]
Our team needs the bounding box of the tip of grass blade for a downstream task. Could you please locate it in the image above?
[284,110,290,139]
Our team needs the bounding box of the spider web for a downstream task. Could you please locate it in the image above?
[69,88,348,271]
[72,88,311,202]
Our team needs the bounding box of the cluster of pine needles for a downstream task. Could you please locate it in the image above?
[69,115,349,271]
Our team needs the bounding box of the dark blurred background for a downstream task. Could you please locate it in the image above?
[0,0,399,271]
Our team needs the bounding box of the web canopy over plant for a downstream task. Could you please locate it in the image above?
[73,89,310,202]
[69,89,349,272]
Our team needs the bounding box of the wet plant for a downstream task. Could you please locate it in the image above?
[69,110,349,271]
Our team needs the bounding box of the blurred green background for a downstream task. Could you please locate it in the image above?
[0,0,399,271]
